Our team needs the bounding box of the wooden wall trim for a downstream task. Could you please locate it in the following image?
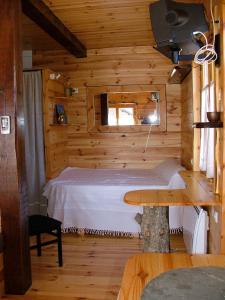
[181,72,194,170]
[0,0,31,294]
[192,64,201,171]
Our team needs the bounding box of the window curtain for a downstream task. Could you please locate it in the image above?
[199,82,215,178]
[23,71,46,215]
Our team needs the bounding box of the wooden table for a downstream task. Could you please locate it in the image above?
[124,171,220,207]
[123,171,220,252]
[118,253,225,300]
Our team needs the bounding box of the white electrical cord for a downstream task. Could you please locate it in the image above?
[194,0,217,65]
[144,124,152,153]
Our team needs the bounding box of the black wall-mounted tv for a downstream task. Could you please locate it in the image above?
[149,0,209,64]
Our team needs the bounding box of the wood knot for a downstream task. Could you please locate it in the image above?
[137,270,148,282]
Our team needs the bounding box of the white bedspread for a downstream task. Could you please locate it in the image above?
[43,159,186,234]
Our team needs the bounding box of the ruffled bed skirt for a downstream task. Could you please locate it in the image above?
[62,226,183,237]
[62,227,139,238]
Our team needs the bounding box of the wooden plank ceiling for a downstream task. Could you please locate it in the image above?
[22,0,204,50]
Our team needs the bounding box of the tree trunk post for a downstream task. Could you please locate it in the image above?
[141,207,170,253]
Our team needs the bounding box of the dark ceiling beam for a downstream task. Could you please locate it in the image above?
[21,0,87,58]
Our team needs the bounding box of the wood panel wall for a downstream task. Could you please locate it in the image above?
[67,83,181,169]
[34,47,182,173]
[42,69,69,179]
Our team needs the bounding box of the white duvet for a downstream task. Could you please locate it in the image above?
[43,159,186,234]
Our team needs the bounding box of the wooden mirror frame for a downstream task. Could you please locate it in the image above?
[87,85,166,132]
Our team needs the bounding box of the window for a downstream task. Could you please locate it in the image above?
[199,64,215,178]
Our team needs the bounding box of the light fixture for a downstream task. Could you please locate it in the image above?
[148,112,158,123]
[168,64,192,84]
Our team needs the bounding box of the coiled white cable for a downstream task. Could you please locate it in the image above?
[194,0,217,65]
[194,32,217,65]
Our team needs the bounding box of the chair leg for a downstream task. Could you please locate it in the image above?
[36,233,42,256]
[57,227,63,267]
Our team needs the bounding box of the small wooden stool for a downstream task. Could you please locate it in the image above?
[29,215,63,267]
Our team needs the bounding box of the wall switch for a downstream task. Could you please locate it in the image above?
[0,116,10,134]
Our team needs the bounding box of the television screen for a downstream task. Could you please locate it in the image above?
[149,0,208,63]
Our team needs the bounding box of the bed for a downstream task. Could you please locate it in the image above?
[43,159,186,236]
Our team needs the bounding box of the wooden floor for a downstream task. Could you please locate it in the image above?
[3,234,185,300]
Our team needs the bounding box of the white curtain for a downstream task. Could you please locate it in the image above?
[199,82,215,178]
[23,71,47,215]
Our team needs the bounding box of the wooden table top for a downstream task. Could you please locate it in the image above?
[124,171,220,207]
[142,266,225,300]
[118,253,225,300]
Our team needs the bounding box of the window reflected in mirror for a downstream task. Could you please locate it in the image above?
[108,106,135,125]
[95,91,160,126]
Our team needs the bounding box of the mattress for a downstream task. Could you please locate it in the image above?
[43,159,186,235]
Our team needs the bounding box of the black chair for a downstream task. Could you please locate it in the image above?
[29,215,63,267]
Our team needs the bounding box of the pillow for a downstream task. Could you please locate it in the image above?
[153,159,184,184]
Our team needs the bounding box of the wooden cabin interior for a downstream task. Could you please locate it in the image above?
[1,0,225,299]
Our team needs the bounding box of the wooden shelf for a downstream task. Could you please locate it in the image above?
[55,96,74,100]
[193,122,223,128]
[49,123,68,126]
[124,171,220,207]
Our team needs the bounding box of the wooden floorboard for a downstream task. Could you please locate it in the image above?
[3,234,185,300]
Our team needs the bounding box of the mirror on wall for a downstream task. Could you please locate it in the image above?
[95,92,160,126]
[87,85,166,132]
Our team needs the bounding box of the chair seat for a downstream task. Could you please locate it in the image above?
[29,215,62,236]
